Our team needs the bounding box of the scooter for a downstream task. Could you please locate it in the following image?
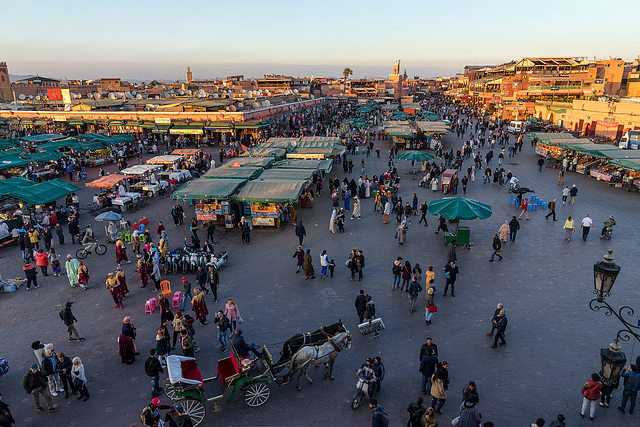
[602,227,613,240]
[207,251,229,270]
[351,374,376,410]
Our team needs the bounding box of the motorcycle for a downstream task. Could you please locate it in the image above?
[351,374,376,410]
[207,251,229,270]
[602,227,613,240]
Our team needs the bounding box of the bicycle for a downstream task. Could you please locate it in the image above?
[76,241,108,259]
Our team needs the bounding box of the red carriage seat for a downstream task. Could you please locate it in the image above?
[217,354,240,386]
[181,360,204,390]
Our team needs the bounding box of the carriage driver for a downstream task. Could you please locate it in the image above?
[357,358,377,389]
[232,329,263,359]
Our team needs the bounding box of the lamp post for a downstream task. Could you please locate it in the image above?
[589,250,640,344]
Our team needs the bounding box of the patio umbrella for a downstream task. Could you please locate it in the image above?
[428,197,492,220]
[512,187,534,195]
[396,150,434,163]
[95,211,123,222]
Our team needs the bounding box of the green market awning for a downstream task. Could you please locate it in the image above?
[68,120,85,126]
[0,177,37,194]
[5,179,80,205]
[23,150,65,163]
[257,169,314,182]
[202,166,263,180]
[171,178,246,200]
[237,179,307,203]
[428,197,492,220]
[609,158,640,172]
[34,120,49,126]
[241,146,286,158]
[0,138,22,150]
[153,125,171,134]
[221,157,275,169]
[169,124,204,135]
[204,122,232,130]
[235,121,269,130]
[273,159,333,171]
[19,134,69,143]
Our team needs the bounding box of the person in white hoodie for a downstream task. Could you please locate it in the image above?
[71,357,89,401]
[319,250,329,278]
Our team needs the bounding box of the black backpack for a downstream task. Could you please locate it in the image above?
[59,310,65,321]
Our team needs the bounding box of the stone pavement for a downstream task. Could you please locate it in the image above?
[0,128,639,426]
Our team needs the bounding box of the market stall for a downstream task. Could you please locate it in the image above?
[121,164,163,197]
[236,179,307,227]
[146,155,186,166]
[171,178,247,222]
[272,159,333,172]
[241,146,287,159]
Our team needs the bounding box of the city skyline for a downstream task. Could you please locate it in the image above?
[3,0,639,81]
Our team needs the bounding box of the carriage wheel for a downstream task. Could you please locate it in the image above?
[244,382,270,407]
[177,398,206,426]
[163,378,178,400]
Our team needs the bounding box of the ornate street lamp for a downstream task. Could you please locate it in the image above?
[589,250,640,344]
[599,342,627,388]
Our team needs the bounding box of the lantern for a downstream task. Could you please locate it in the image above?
[600,342,627,388]
[593,250,621,302]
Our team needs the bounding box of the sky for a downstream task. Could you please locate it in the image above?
[3,0,639,82]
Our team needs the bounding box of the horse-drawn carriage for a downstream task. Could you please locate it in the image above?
[164,345,273,426]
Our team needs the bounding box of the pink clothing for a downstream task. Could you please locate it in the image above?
[224,303,240,322]
[582,379,602,400]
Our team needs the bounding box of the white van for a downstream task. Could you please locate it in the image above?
[619,130,640,149]
[508,120,525,134]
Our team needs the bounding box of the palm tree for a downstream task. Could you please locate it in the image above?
[343,67,353,80]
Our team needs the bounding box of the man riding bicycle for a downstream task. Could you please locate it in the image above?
[81,225,96,247]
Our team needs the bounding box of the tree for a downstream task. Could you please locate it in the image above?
[343,67,353,80]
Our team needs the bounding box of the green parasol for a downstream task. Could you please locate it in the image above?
[428,197,492,220]
[396,150,434,163]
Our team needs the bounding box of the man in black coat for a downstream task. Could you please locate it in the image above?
[144,349,164,398]
[419,337,438,360]
[295,221,306,246]
[419,348,439,395]
[355,289,367,323]
[443,261,459,297]
[509,216,520,242]
[491,310,508,348]
[487,303,504,336]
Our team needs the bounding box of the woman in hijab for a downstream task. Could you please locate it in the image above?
[351,196,361,220]
[191,288,208,325]
[397,220,408,245]
[292,245,305,273]
[303,249,315,280]
[498,220,509,242]
[329,209,337,234]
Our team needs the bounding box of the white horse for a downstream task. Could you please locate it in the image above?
[288,331,351,391]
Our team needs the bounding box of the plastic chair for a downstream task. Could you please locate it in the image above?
[140,217,149,225]
[138,224,145,233]
[172,291,183,309]
[148,297,159,310]
[160,280,172,297]
[122,231,132,243]
[530,195,537,202]
[541,202,548,209]
[145,300,155,314]
[510,195,518,206]
[138,234,145,243]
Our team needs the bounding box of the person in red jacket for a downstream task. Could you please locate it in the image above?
[23,261,39,290]
[581,373,602,420]
[35,249,49,276]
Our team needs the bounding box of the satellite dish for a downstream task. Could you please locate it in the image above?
[87,93,93,99]
[94,93,101,99]
[252,102,260,108]
[237,103,244,109]
[213,93,219,99]
[125,92,133,99]
[136,94,142,99]
[18,94,26,100]
[35,95,41,100]
[108,92,116,99]
[228,105,236,112]
[132,90,137,96]
[294,89,299,94]
[28,95,34,100]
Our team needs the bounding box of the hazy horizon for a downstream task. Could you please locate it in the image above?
[3,0,639,83]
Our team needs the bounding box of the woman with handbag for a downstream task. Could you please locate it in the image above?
[563,216,575,242]
[424,288,436,325]
[71,357,89,401]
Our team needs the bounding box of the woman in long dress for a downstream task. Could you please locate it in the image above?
[397,220,408,245]
[77,261,90,289]
[431,178,439,192]
[106,272,124,309]
[364,180,371,198]
[351,196,361,220]
[303,249,315,280]
[192,289,208,325]
[329,209,337,233]
[498,220,509,242]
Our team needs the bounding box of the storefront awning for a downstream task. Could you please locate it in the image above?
[237,179,307,203]
[204,122,232,130]
[169,124,204,135]
[202,166,263,180]
[5,179,80,205]
[68,120,85,126]
[152,125,171,134]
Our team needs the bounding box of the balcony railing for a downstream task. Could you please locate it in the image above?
[527,85,582,90]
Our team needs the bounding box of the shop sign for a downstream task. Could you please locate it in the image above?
[53,116,68,122]
[155,118,171,125]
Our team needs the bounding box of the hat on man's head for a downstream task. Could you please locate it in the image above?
[66,301,73,307]
[30,364,39,370]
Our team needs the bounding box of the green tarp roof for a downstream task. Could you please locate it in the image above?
[0,156,30,170]
[237,179,307,203]
[257,169,314,182]
[0,139,21,150]
[171,178,246,200]
[23,150,64,163]
[296,137,342,148]
[5,179,80,205]
[0,177,37,194]
[241,146,287,158]
[202,166,263,180]
[608,158,640,172]
[273,159,333,171]
[19,134,69,143]
[263,138,298,149]
[221,157,274,169]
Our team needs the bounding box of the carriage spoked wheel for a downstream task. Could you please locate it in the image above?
[163,378,177,400]
[244,382,270,407]
[177,398,206,426]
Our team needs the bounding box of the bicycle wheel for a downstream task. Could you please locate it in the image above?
[95,244,108,255]
[76,249,88,259]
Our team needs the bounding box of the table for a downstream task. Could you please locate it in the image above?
[112,197,132,211]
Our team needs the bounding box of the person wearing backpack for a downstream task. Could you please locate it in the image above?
[408,277,423,313]
[369,398,389,427]
[140,398,171,427]
[406,396,426,427]
[60,302,82,341]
